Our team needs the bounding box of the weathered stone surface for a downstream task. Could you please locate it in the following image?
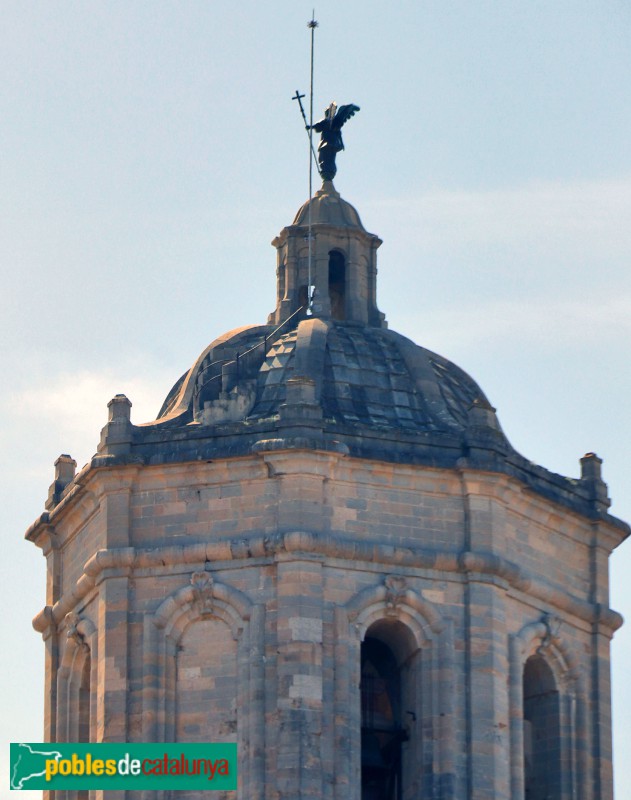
[25,184,628,800]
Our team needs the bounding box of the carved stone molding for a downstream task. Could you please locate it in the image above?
[190,571,214,616]
[40,536,623,636]
[537,612,563,655]
[64,611,87,649]
[346,576,444,647]
[384,575,407,615]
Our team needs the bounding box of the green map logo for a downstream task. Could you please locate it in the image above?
[11,743,64,789]
[10,743,237,791]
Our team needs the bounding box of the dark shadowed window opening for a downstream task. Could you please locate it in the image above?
[523,655,561,800]
[278,262,286,301]
[361,637,407,800]
[328,251,346,321]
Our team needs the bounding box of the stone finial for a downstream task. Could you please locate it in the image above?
[98,394,133,456]
[45,454,77,511]
[460,397,506,468]
[466,397,500,430]
[55,454,76,484]
[579,452,610,510]
[107,394,132,422]
[580,452,602,481]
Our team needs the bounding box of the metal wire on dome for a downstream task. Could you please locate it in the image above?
[193,303,306,402]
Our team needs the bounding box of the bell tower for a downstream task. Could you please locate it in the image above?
[26,143,627,800]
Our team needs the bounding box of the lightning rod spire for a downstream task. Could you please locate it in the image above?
[306,13,318,313]
[293,13,319,314]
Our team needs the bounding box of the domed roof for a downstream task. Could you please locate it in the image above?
[125,314,605,519]
[252,320,487,434]
[146,171,507,464]
[91,185,624,524]
[292,180,365,229]
[147,316,507,467]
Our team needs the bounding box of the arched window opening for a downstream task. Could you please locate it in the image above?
[523,655,561,800]
[328,251,346,321]
[361,635,409,800]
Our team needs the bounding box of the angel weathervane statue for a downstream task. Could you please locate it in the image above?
[310,102,360,181]
[291,16,360,313]
[291,16,360,183]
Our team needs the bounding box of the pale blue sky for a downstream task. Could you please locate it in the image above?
[2,2,630,796]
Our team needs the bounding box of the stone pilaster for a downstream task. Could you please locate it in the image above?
[590,522,616,800]
[275,558,324,799]
[96,576,129,743]
[263,451,339,535]
[464,574,510,800]
[460,469,511,800]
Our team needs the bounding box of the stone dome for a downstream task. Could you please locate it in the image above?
[93,184,615,519]
[153,317,499,440]
[147,181,502,463]
[292,180,366,229]
[132,313,513,475]
[252,320,488,434]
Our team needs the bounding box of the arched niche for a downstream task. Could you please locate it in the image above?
[175,615,238,744]
[56,612,97,746]
[334,577,455,800]
[509,618,588,800]
[142,571,266,800]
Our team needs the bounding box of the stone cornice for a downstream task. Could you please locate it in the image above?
[32,531,623,638]
[275,222,382,248]
[25,450,629,555]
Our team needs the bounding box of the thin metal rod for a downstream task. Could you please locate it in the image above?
[307,13,318,312]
